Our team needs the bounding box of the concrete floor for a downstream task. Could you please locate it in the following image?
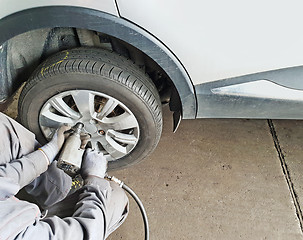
[4,104,303,239]
[107,107,303,240]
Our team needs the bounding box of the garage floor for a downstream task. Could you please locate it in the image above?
[4,103,303,239]
[107,107,303,240]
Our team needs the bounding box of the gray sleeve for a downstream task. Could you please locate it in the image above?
[0,150,49,199]
[25,161,72,209]
[17,178,112,240]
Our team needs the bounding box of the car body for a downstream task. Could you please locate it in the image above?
[1,1,302,168]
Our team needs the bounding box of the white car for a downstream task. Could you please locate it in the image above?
[0,1,302,169]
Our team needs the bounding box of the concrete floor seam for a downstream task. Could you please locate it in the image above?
[268,119,303,233]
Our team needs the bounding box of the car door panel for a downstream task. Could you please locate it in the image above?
[117,0,303,86]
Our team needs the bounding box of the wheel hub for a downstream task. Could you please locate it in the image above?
[83,121,98,134]
[39,90,140,161]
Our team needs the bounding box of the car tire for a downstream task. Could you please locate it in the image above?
[18,48,162,170]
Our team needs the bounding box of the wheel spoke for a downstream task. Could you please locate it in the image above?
[40,105,75,128]
[104,132,128,157]
[102,142,127,159]
[107,129,137,145]
[95,98,119,120]
[49,97,81,120]
[72,91,95,118]
[102,112,138,130]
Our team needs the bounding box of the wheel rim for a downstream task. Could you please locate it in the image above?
[39,90,140,162]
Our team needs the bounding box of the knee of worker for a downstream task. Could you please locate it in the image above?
[106,182,129,234]
[108,181,129,217]
[26,161,72,209]
[0,113,36,162]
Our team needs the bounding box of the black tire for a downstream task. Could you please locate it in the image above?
[18,48,162,170]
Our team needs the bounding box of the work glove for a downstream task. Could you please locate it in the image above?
[40,125,71,164]
[81,148,107,179]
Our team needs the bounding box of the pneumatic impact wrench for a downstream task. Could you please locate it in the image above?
[57,122,150,240]
[57,122,85,176]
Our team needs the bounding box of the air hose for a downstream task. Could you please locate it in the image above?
[106,175,149,240]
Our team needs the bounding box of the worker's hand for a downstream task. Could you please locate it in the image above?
[81,148,107,179]
[40,125,71,164]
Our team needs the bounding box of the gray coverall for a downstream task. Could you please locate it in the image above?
[0,113,129,240]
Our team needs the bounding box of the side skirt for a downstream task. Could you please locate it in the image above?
[196,66,303,119]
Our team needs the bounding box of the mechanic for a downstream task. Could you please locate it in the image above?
[0,112,129,240]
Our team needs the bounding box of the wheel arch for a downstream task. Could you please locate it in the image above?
[0,6,196,119]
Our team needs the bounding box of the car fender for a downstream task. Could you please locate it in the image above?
[0,6,196,119]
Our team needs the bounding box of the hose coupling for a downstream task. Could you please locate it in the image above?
[105,175,124,188]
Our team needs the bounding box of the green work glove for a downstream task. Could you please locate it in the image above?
[81,148,108,179]
[40,125,71,164]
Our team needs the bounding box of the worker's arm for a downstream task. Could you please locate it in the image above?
[0,125,70,200]
[16,178,112,240]
[0,150,49,199]
[15,149,125,240]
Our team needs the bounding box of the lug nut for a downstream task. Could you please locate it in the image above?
[98,130,105,135]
